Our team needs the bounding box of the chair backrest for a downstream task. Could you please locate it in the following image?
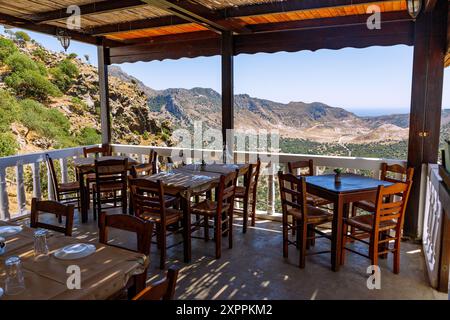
[132,266,179,300]
[94,158,128,190]
[129,178,168,224]
[373,181,412,232]
[130,163,154,178]
[216,171,238,213]
[83,144,112,158]
[288,160,314,176]
[149,149,158,173]
[99,212,153,255]
[45,154,60,201]
[243,159,261,197]
[30,198,74,236]
[278,171,307,222]
[380,163,414,184]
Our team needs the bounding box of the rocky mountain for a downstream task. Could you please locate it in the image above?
[0,33,172,156]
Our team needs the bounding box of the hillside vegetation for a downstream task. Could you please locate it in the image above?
[0,32,172,157]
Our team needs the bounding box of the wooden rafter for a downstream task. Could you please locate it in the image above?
[0,12,121,47]
[91,0,395,37]
[141,0,251,34]
[22,0,147,24]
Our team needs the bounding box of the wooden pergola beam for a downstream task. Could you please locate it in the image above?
[109,20,414,64]
[248,11,412,33]
[141,0,250,34]
[221,31,234,151]
[22,0,147,24]
[90,0,392,37]
[406,0,448,239]
[0,12,121,47]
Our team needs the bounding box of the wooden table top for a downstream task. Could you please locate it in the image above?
[305,173,394,194]
[0,221,147,300]
[147,169,222,196]
[73,156,138,168]
[180,163,249,175]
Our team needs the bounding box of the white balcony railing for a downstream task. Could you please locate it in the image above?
[0,144,407,221]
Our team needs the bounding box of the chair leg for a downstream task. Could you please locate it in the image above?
[292,217,296,236]
[159,224,166,270]
[379,231,388,259]
[393,233,401,274]
[228,209,233,249]
[215,215,222,259]
[350,205,357,238]
[204,215,209,241]
[242,198,249,233]
[250,196,256,227]
[369,233,379,268]
[299,222,308,268]
[122,191,127,214]
[283,213,289,258]
[341,223,347,264]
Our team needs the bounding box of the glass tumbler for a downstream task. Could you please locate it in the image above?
[4,256,25,296]
[33,229,49,261]
[167,163,173,173]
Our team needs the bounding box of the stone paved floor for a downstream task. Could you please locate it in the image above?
[32,210,447,300]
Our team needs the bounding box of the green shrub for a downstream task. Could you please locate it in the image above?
[32,47,49,61]
[0,90,20,131]
[0,37,18,61]
[77,127,101,145]
[68,53,77,59]
[58,58,79,78]
[5,70,61,101]
[14,31,31,42]
[0,132,18,157]
[49,67,72,92]
[69,97,88,115]
[5,52,46,75]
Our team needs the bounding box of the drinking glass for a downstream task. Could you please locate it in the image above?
[33,229,49,261]
[0,236,5,256]
[167,163,173,173]
[4,256,25,295]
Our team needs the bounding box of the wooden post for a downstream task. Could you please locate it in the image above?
[98,44,111,145]
[221,31,234,160]
[31,162,41,200]
[406,0,448,239]
[15,162,26,215]
[0,167,10,220]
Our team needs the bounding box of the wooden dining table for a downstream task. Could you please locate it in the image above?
[0,221,147,300]
[305,173,393,272]
[73,156,138,223]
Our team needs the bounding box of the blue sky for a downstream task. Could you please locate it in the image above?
[3,27,449,116]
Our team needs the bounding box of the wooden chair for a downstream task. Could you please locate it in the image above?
[287,160,332,207]
[83,143,112,158]
[342,181,412,274]
[132,266,179,300]
[45,154,81,210]
[278,172,333,268]
[129,178,183,269]
[30,198,74,236]
[130,163,155,178]
[234,159,261,233]
[93,158,128,220]
[351,163,414,216]
[99,212,153,297]
[190,171,238,259]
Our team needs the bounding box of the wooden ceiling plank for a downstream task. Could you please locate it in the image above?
[23,0,148,23]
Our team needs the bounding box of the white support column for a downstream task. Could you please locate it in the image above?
[267,162,275,215]
[0,167,10,220]
[60,158,68,184]
[31,162,41,200]
[47,165,55,201]
[15,162,26,214]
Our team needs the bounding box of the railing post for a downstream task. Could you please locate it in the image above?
[60,158,68,184]
[47,165,55,201]
[15,161,26,214]
[0,167,10,220]
[31,162,41,200]
[267,162,275,215]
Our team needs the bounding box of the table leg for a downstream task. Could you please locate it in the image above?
[78,170,88,223]
[181,196,192,263]
[331,197,344,271]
